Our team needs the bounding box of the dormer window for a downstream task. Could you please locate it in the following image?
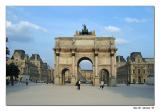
[133,58,135,62]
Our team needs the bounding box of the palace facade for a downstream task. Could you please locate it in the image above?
[117,52,154,84]
[7,50,53,82]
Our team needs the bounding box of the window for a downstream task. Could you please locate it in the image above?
[133,58,135,62]
[143,70,145,74]
[138,69,140,74]
[128,69,130,73]
[133,79,136,84]
[133,70,135,73]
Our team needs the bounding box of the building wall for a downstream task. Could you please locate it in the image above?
[116,52,154,84]
[7,50,51,82]
[116,56,128,84]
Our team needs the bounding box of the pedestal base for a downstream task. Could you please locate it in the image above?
[71,77,76,85]
[94,76,100,86]
[54,77,60,85]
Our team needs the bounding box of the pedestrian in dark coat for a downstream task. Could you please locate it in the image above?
[78,80,81,90]
[26,79,28,86]
[100,80,104,90]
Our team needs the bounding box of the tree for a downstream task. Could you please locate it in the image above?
[6,37,10,55]
[6,37,10,61]
[6,63,20,86]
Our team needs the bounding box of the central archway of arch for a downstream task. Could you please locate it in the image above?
[77,57,93,85]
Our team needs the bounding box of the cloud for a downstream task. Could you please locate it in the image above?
[6,21,12,27]
[125,17,147,23]
[116,38,129,45]
[6,20,47,42]
[105,26,120,33]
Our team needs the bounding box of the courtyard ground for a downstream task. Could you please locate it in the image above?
[6,82,154,106]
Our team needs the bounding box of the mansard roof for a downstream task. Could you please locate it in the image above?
[12,49,25,59]
[116,56,126,62]
[30,54,42,61]
[130,52,142,58]
[130,52,143,62]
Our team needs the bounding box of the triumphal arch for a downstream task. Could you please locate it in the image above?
[54,25,117,86]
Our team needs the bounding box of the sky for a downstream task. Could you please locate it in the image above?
[6,6,154,69]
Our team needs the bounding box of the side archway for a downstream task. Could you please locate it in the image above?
[99,69,110,86]
[61,68,71,85]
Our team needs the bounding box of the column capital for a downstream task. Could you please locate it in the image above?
[110,47,117,56]
[71,48,76,56]
[56,53,60,56]
[54,48,60,56]
[94,48,99,56]
[72,52,75,56]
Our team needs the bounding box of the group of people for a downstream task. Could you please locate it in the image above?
[75,80,105,90]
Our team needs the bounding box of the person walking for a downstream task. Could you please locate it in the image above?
[78,80,81,90]
[100,80,104,90]
[26,79,28,86]
[76,80,79,89]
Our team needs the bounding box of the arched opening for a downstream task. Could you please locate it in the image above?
[62,68,71,85]
[100,69,110,86]
[77,57,93,84]
[138,76,141,84]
